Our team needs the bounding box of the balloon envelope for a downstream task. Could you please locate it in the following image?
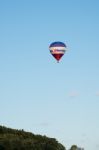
[49,41,66,62]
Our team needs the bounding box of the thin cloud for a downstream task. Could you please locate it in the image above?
[96,144,99,148]
[96,91,99,96]
[38,122,49,127]
[32,122,49,127]
[69,91,79,97]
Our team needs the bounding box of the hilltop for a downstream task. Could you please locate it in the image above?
[0,125,66,150]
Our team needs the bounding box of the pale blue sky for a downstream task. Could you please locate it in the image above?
[0,0,99,150]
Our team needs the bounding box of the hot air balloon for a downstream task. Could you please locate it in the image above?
[49,41,66,62]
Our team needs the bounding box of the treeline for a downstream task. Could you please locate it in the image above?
[0,125,66,150]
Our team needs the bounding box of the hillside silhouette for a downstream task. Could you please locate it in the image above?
[0,125,66,150]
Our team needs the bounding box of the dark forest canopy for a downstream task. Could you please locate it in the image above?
[0,125,66,150]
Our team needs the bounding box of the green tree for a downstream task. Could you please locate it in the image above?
[0,125,66,150]
[0,145,5,150]
[70,145,77,150]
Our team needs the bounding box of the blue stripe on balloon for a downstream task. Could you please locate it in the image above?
[49,42,66,48]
